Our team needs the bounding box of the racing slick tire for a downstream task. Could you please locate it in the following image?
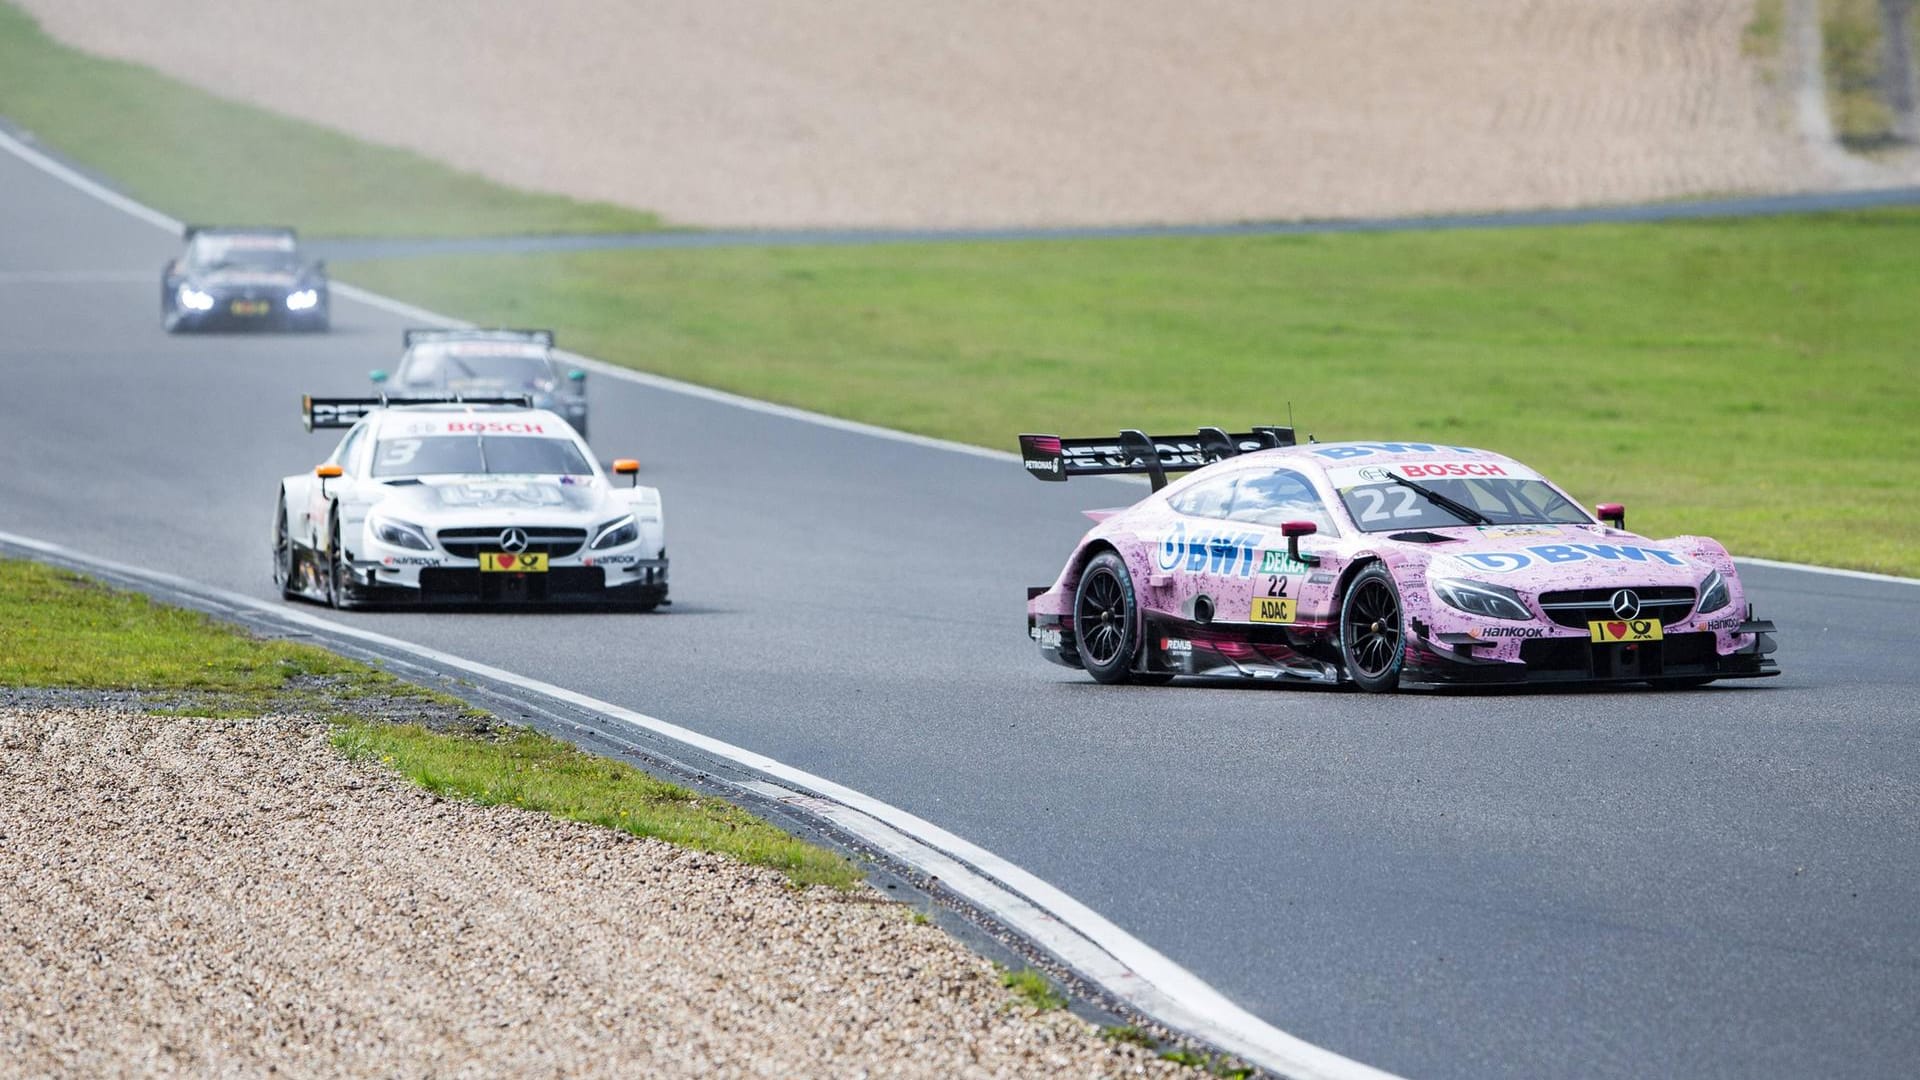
[271,496,299,600]
[1340,563,1407,693]
[325,513,362,610]
[1073,550,1146,685]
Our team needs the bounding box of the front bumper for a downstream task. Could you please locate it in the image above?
[351,540,667,607]
[1406,619,1779,688]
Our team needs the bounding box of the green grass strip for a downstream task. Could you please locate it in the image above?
[338,218,1920,576]
[0,557,860,890]
[0,3,662,237]
[333,721,860,890]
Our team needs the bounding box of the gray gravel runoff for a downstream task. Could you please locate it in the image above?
[0,707,1183,1078]
[1,143,1917,1080]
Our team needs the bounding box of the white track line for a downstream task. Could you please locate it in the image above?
[0,527,1393,1080]
[0,116,1909,1075]
[4,124,1911,587]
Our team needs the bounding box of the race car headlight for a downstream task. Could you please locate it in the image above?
[1697,569,1731,614]
[590,515,639,550]
[177,284,215,311]
[286,288,320,312]
[1432,578,1533,621]
[369,515,432,551]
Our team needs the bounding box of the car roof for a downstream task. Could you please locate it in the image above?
[1226,440,1517,470]
[365,404,574,438]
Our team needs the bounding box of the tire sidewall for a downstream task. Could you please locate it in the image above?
[1340,564,1406,693]
[1074,550,1140,684]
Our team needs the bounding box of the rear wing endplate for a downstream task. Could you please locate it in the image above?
[1017,426,1295,491]
[402,327,556,349]
[302,394,536,432]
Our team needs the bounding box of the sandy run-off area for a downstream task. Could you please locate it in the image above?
[17,0,1882,229]
[0,708,1185,1078]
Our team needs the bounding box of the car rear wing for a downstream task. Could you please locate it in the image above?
[182,224,297,240]
[402,328,556,349]
[1017,426,1295,491]
[302,394,535,432]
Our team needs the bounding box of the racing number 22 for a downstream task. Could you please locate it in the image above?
[1265,575,1289,598]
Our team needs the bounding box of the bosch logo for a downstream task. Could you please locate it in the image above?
[498,528,530,553]
[1609,589,1642,620]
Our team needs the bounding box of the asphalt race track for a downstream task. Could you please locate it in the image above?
[3,144,1917,1080]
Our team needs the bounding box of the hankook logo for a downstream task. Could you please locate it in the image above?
[1609,589,1642,620]
[498,528,530,553]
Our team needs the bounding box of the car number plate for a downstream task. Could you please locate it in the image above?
[229,299,270,316]
[1589,618,1662,643]
[1250,597,1297,624]
[479,552,548,573]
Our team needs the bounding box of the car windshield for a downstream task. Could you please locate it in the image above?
[399,351,553,389]
[370,436,592,478]
[191,235,298,270]
[1336,476,1589,532]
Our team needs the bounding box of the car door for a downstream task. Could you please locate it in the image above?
[1220,468,1341,627]
[306,422,369,548]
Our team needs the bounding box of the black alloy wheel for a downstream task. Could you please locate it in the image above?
[1340,564,1406,693]
[1073,551,1145,685]
[272,497,298,599]
[326,514,357,610]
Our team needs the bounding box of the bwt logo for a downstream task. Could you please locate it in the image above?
[1157,521,1262,578]
[1453,544,1688,574]
[1314,442,1482,461]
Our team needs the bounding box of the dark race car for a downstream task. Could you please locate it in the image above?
[1021,426,1779,692]
[373,328,589,439]
[161,226,329,333]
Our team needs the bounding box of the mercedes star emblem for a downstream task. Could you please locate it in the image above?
[1609,589,1642,621]
[499,528,530,553]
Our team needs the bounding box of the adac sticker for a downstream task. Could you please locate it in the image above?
[1250,597,1297,624]
[1449,544,1688,574]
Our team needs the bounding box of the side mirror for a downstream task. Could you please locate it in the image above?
[568,369,586,384]
[369,369,388,385]
[1280,520,1321,567]
[612,458,640,487]
[1596,502,1626,529]
[315,462,343,493]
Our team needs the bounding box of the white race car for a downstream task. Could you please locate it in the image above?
[273,396,668,610]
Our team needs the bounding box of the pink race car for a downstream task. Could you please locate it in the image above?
[1021,428,1778,692]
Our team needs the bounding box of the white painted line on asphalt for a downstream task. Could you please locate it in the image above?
[0,128,185,234]
[1734,556,1920,587]
[3,109,1392,1080]
[0,270,153,283]
[0,527,1396,1080]
[8,123,1917,590]
[327,279,1017,464]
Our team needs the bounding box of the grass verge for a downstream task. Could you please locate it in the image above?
[0,2,662,237]
[338,216,1920,576]
[6,0,1915,574]
[999,967,1068,1012]
[0,557,861,890]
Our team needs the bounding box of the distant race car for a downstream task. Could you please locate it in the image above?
[1021,428,1778,691]
[273,397,667,610]
[375,328,590,439]
[162,226,329,332]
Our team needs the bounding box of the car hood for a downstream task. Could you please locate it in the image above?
[443,376,558,400]
[1387,523,1710,590]
[371,475,615,524]
[194,268,304,289]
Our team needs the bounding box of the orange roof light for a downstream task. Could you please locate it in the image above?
[315,464,344,479]
[612,459,640,474]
